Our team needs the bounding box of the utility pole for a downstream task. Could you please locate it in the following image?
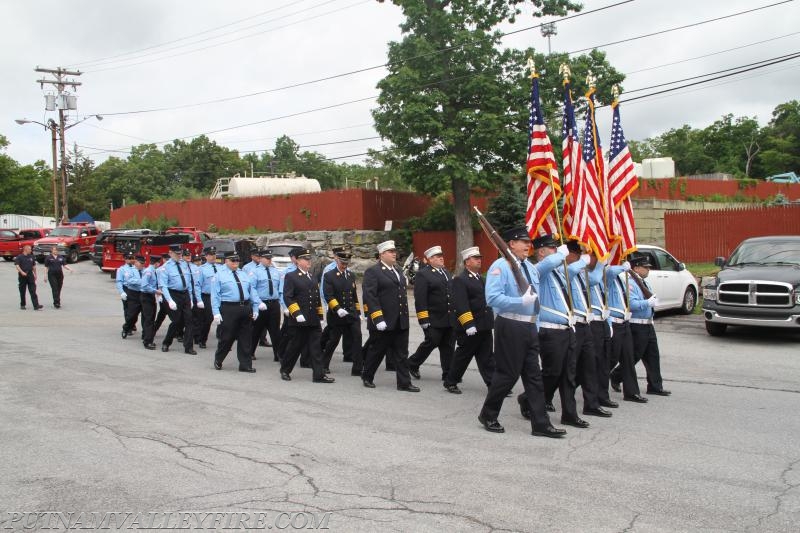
[35,67,82,223]
[541,22,557,54]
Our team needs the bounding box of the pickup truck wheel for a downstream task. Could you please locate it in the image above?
[680,287,697,315]
[67,248,79,263]
[705,321,727,336]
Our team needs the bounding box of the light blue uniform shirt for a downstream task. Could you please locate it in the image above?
[156,259,201,304]
[200,261,219,294]
[535,252,576,325]
[141,265,158,294]
[250,263,282,301]
[242,261,259,276]
[211,266,262,316]
[628,276,654,319]
[566,258,592,320]
[485,252,562,317]
[319,261,338,309]
[279,263,297,310]
[115,263,135,294]
[605,266,631,319]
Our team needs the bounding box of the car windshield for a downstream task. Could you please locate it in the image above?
[271,245,299,257]
[727,241,800,266]
[48,227,80,237]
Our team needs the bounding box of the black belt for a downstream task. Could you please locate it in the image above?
[125,288,141,294]
[222,301,250,307]
[170,289,188,294]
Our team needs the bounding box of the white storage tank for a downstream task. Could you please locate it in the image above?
[641,157,675,179]
[214,175,322,199]
[0,214,58,230]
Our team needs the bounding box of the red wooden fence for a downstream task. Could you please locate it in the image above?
[664,205,800,262]
[110,189,432,232]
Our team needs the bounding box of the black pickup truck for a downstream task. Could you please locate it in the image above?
[702,235,800,336]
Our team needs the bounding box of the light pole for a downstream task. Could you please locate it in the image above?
[15,114,102,223]
[541,22,557,54]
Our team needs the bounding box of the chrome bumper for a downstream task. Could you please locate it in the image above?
[703,309,800,329]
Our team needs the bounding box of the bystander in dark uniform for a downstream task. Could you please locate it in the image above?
[211,252,261,373]
[14,245,43,310]
[478,226,564,438]
[322,248,363,376]
[196,247,219,349]
[408,245,456,381]
[157,245,200,354]
[443,246,495,394]
[280,248,334,383]
[121,256,146,339]
[276,249,301,361]
[361,240,418,392]
[249,248,282,361]
[140,255,160,350]
[43,246,71,308]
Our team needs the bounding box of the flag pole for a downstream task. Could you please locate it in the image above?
[610,83,631,314]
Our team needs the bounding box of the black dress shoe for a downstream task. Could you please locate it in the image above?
[544,401,555,413]
[409,367,421,380]
[397,384,420,392]
[251,355,257,360]
[324,368,331,374]
[624,394,648,403]
[239,368,256,373]
[517,396,531,420]
[599,399,619,408]
[184,349,197,355]
[176,336,183,343]
[611,380,621,393]
[214,360,222,370]
[583,407,612,418]
[131,326,137,332]
[144,343,156,350]
[280,372,291,381]
[161,345,169,352]
[121,330,128,339]
[561,416,590,429]
[351,370,363,377]
[34,305,44,310]
[54,303,60,309]
[478,414,505,433]
[259,340,270,347]
[532,425,567,438]
[443,383,462,394]
[313,376,335,383]
[647,388,672,396]
[362,379,376,388]
[198,342,206,349]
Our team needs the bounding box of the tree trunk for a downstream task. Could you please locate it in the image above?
[452,177,473,275]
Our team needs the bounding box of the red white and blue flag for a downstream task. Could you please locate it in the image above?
[607,100,639,262]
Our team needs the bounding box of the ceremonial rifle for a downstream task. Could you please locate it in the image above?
[473,206,530,296]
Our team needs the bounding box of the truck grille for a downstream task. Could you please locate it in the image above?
[717,280,793,307]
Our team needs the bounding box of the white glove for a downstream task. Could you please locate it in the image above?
[580,254,591,264]
[296,314,306,323]
[213,313,222,325]
[621,261,631,272]
[608,324,614,339]
[421,323,430,329]
[647,295,658,308]
[120,292,127,301]
[376,321,387,331]
[521,287,538,306]
[624,311,632,321]
[252,312,258,321]
[197,301,205,309]
[601,308,610,320]
[168,300,178,311]
[556,244,569,256]
[156,295,163,304]
[465,326,477,336]
[258,302,267,311]
[283,308,289,316]
[336,308,348,318]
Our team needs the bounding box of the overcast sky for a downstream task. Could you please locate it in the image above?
[2,0,798,168]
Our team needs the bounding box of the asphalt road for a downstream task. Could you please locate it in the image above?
[1,260,799,532]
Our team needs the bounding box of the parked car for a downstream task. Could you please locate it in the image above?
[267,240,329,280]
[634,244,699,314]
[702,235,800,336]
[0,228,51,261]
[202,238,255,265]
[33,222,99,263]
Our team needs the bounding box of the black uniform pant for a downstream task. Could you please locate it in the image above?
[196,293,214,344]
[281,325,324,380]
[154,298,169,334]
[445,330,494,387]
[191,295,205,342]
[323,320,363,375]
[123,288,142,334]
[408,326,455,380]
[532,326,577,420]
[214,302,254,370]
[481,317,551,430]
[609,322,640,396]
[363,328,411,387]
[630,323,664,391]
[47,271,63,306]
[251,300,281,359]
[163,290,193,351]
[590,320,612,403]
[573,322,600,410]
[18,274,39,307]
[140,292,157,346]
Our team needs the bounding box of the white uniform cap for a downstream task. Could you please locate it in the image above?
[424,245,443,259]
[377,240,396,254]
[460,246,481,261]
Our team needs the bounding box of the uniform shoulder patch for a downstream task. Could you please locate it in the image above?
[490,268,501,276]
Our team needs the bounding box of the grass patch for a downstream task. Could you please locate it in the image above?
[686,262,719,278]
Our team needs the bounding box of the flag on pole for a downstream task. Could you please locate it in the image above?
[525,72,561,238]
[560,81,580,239]
[607,99,639,262]
[582,88,615,260]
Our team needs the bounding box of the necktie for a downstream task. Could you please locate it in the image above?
[266,267,274,296]
[138,269,142,278]
[521,261,533,285]
[187,262,197,301]
[232,270,245,302]
[212,264,217,273]
[176,261,187,289]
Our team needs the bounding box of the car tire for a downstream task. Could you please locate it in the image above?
[2,256,12,261]
[680,287,697,315]
[67,248,79,264]
[705,321,727,336]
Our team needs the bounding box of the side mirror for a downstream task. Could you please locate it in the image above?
[714,257,725,267]
[677,262,686,272]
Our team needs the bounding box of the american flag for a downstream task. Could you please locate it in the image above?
[583,90,617,260]
[560,82,580,239]
[525,74,561,238]
[607,101,638,262]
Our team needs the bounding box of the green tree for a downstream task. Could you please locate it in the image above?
[163,135,242,192]
[758,100,800,177]
[486,174,526,231]
[0,135,52,215]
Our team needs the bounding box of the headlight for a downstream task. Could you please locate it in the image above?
[795,290,800,305]
[703,288,717,301]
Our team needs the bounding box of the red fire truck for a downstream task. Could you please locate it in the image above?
[101,226,211,275]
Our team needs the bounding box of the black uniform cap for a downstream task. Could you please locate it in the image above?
[502,226,532,242]
[628,251,654,268]
[260,248,273,258]
[566,240,582,254]
[124,253,135,260]
[181,248,191,257]
[532,234,559,249]
[134,255,146,263]
[168,244,182,252]
[203,246,217,255]
[224,252,240,261]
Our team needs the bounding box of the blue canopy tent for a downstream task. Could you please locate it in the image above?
[69,211,95,223]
